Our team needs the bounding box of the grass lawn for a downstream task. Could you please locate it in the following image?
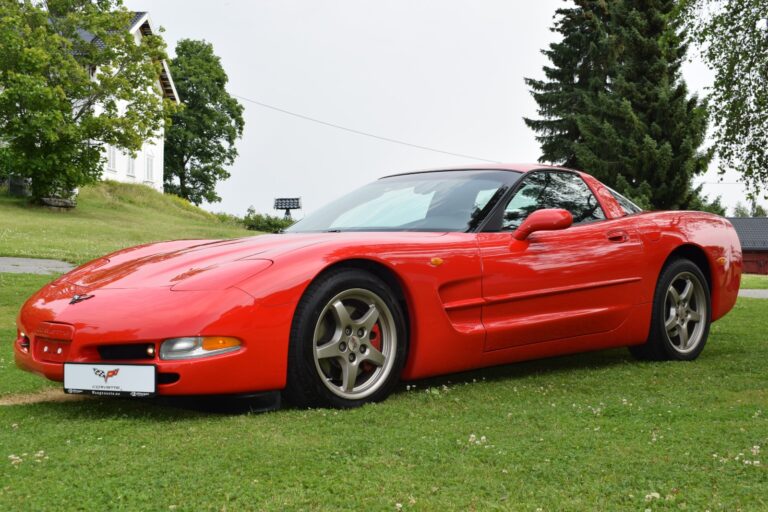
[742,274,768,290]
[0,181,250,265]
[0,274,58,396]
[1,272,766,510]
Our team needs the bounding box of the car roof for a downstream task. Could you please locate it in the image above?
[383,163,581,178]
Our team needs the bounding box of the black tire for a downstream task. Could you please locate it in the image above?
[284,268,408,408]
[629,258,711,361]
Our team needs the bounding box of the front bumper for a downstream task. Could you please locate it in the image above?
[14,286,294,396]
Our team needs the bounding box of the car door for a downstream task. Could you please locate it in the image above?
[477,171,645,351]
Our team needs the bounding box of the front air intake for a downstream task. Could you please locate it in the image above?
[97,343,155,361]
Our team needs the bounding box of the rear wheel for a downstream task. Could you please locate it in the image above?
[630,258,711,361]
[285,268,407,408]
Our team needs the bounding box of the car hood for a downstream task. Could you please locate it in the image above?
[60,234,331,290]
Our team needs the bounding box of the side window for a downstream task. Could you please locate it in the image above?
[606,186,643,215]
[501,172,606,230]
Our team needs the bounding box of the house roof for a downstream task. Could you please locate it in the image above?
[128,12,179,104]
[727,217,768,251]
[75,11,179,103]
[129,11,148,30]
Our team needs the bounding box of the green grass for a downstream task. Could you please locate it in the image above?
[0,272,766,510]
[0,181,250,264]
[742,274,768,290]
[0,273,58,396]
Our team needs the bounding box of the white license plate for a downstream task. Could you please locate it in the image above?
[64,363,156,397]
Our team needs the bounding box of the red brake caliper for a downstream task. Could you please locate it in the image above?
[362,323,382,373]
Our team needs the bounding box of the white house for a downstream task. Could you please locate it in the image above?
[96,12,179,192]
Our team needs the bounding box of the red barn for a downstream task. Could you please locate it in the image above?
[728,217,768,275]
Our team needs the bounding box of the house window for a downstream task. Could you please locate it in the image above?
[106,145,116,172]
[145,154,154,182]
[127,156,135,178]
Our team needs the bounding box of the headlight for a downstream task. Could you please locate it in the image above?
[159,336,241,360]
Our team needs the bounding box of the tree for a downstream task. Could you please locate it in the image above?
[526,0,712,210]
[524,1,615,168]
[681,0,768,199]
[733,202,750,217]
[0,0,176,201]
[164,39,244,205]
[732,200,767,217]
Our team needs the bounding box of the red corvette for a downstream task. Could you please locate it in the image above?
[14,165,742,408]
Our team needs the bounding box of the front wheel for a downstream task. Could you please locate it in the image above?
[629,258,711,361]
[285,268,407,408]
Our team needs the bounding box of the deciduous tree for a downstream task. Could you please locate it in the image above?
[0,0,175,201]
[164,39,244,205]
[682,0,768,199]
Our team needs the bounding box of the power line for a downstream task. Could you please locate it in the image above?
[232,93,501,163]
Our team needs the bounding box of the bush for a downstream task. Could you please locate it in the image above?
[212,211,246,227]
[243,207,294,233]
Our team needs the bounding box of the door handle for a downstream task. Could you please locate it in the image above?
[607,230,629,243]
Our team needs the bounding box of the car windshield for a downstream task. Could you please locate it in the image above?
[286,170,521,233]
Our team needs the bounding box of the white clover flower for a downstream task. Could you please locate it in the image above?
[645,492,661,501]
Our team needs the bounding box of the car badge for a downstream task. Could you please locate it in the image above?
[69,294,94,305]
[93,368,119,383]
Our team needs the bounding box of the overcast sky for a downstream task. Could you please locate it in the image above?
[125,0,765,217]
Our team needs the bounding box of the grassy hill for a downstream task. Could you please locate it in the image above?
[0,181,250,264]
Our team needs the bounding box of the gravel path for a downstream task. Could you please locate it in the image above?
[0,388,88,406]
[0,257,74,275]
[738,289,768,299]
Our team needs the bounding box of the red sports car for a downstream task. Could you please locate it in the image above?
[13,165,742,408]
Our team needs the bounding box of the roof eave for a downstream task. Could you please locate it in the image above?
[160,60,180,104]
[129,12,179,104]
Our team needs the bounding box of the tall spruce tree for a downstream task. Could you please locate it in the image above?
[525,1,614,168]
[526,0,711,210]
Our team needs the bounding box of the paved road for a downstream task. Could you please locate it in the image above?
[0,257,74,275]
[738,289,768,299]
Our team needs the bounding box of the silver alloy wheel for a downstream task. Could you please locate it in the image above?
[312,288,397,400]
[663,271,707,354]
